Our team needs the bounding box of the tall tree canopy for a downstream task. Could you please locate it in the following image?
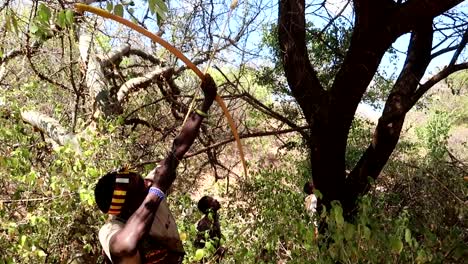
[277,0,468,213]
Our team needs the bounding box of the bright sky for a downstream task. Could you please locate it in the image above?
[88,0,466,119]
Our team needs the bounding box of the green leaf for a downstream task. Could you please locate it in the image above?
[30,23,39,34]
[4,14,11,32]
[416,249,428,263]
[106,2,114,12]
[344,223,355,240]
[56,10,67,28]
[10,13,19,34]
[194,249,205,261]
[332,204,344,228]
[156,0,168,13]
[363,225,371,240]
[390,237,403,254]
[20,235,27,247]
[37,3,51,23]
[65,10,74,26]
[114,4,124,17]
[154,0,168,20]
[404,228,412,244]
[148,0,167,20]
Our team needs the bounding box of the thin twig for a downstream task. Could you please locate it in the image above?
[1,194,71,203]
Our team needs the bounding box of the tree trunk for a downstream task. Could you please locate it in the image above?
[78,32,124,118]
[278,0,465,218]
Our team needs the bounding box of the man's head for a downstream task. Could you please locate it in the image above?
[197,196,220,215]
[94,168,147,219]
[303,181,315,195]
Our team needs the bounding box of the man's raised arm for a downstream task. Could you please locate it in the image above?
[153,73,217,192]
[108,74,217,262]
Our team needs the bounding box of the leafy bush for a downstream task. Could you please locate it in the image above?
[176,148,466,263]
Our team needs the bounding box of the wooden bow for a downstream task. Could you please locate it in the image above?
[75,3,247,178]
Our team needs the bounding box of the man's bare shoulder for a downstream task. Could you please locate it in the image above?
[99,218,125,262]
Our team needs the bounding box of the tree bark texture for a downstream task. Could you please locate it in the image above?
[21,111,81,153]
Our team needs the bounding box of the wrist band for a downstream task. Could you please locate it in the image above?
[149,186,166,200]
[194,109,208,118]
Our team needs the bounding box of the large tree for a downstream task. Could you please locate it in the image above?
[278,0,468,214]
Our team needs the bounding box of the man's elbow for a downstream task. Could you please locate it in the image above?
[110,236,138,258]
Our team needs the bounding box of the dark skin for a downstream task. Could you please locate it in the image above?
[195,196,221,249]
[195,196,225,263]
[304,181,314,195]
[108,74,217,263]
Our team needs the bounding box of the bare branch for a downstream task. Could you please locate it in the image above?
[213,65,309,140]
[128,49,165,65]
[100,44,131,68]
[397,0,465,24]
[431,45,459,60]
[319,0,350,35]
[449,27,468,66]
[410,62,468,107]
[117,67,172,102]
[184,126,310,159]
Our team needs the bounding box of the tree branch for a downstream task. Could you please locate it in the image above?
[449,27,468,66]
[21,111,81,153]
[117,67,172,102]
[133,126,309,168]
[185,126,310,159]
[431,45,459,60]
[278,0,325,120]
[330,1,398,132]
[319,0,350,35]
[213,65,310,141]
[410,62,468,108]
[345,19,434,211]
[100,44,131,68]
[128,48,165,65]
[398,0,464,23]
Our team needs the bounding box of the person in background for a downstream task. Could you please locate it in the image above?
[304,181,318,238]
[194,196,225,263]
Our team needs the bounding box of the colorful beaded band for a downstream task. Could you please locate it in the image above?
[148,186,165,201]
[107,169,133,215]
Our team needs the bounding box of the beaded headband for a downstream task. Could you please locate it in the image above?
[107,167,135,215]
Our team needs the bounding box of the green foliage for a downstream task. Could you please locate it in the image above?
[259,20,352,93]
[148,0,168,25]
[171,157,466,263]
[416,110,454,161]
[346,117,374,170]
[445,70,468,95]
[28,3,75,40]
[1,120,110,262]
[0,90,135,262]
[2,8,20,35]
[113,4,125,17]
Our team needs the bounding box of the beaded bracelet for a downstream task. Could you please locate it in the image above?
[149,186,166,200]
[194,109,208,118]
